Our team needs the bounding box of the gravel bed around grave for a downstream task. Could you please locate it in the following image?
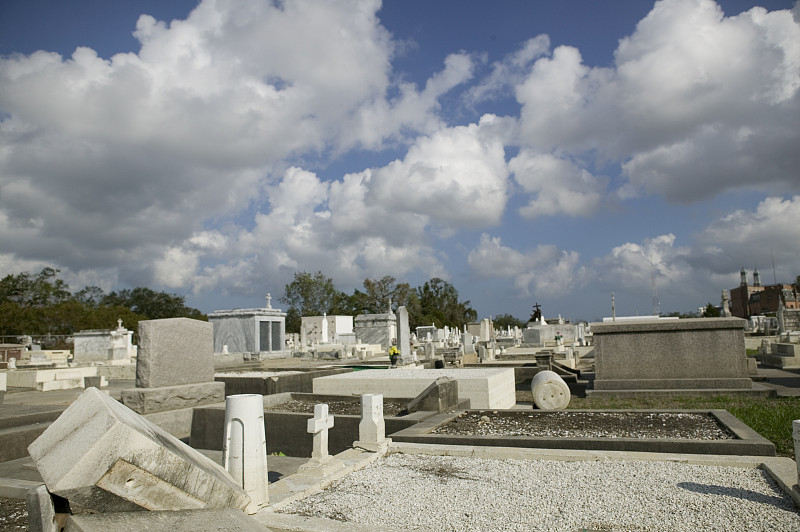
[280,453,800,531]
[0,497,27,531]
[431,410,736,439]
[266,398,409,417]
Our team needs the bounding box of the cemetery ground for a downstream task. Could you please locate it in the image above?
[1,361,799,530]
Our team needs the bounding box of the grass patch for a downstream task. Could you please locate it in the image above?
[517,390,800,457]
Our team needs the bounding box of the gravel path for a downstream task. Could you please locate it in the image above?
[280,453,800,531]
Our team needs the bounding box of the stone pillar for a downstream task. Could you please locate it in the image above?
[396,306,413,365]
[354,394,391,452]
[222,394,269,514]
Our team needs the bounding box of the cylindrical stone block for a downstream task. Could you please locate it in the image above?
[531,370,571,410]
[222,394,269,514]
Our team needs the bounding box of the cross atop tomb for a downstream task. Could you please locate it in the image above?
[265,292,272,309]
[117,319,123,330]
[307,403,335,459]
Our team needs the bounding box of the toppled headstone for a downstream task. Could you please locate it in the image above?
[405,377,459,414]
[28,387,250,513]
[353,394,391,452]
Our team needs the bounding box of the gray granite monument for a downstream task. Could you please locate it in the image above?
[591,317,752,393]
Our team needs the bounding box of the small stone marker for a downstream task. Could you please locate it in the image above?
[794,419,800,482]
[353,394,391,452]
[296,403,344,477]
[308,403,334,459]
[26,484,58,532]
[28,387,250,513]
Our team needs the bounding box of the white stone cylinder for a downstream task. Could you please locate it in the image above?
[222,394,268,514]
[531,370,571,410]
[794,419,800,481]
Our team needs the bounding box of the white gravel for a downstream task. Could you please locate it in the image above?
[280,453,800,531]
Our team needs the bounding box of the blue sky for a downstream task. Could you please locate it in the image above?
[1,0,798,323]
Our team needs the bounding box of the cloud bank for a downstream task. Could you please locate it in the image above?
[0,0,798,319]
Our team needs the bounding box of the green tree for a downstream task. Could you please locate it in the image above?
[74,286,106,307]
[492,313,525,329]
[703,302,721,317]
[0,267,71,307]
[102,287,205,321]
[350,276,414,315]
[280,271,346,332]
[411,278,477,329]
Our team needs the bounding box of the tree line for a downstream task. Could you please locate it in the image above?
[0,268,205,338]
[280,272,485,333]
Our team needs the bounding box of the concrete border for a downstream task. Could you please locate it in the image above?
[189,392,446,457]
[214,367,354,396]
[389,409,776,456]
[586,382,776,398]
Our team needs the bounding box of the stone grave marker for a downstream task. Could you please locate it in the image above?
[296,403,344,476]
[353,394,391,452]
[121,317,224,415]
[136,317,213,387]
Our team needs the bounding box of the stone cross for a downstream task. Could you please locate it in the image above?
[307,403,335,459]
[265,292,272,309]
[354,394,390,452]
[117,318,123,329]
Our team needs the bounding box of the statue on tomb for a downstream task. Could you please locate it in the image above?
[720,289,732,317]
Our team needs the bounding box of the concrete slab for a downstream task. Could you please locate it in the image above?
[312,368,516,409]
[120,381,225,414]
[63,508,264,532]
